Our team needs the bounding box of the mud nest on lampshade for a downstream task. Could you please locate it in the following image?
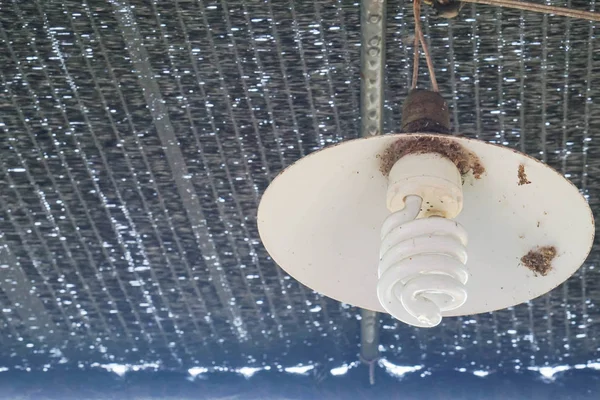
[521,246,557,276]
[518,164,531,186]
[379,135,485,178]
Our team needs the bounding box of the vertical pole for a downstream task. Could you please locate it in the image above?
[360,309,380,385]
[361,0,386,137]
[359,0,385,384]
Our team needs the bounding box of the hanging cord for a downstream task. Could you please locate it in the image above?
[461,0,600,22]
[411,0,420,90]
[412,0,440,92]
[412,0,598,91]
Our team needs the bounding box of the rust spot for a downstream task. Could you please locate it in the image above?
[379,136,485,178]
[521,246,557,277]
[518,164,531,186]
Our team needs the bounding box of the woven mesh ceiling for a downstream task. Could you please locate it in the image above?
[0,0,598,372]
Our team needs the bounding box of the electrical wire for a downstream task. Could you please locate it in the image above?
[411,0,421,90]
[461,0,600,22]
[412,0,598,91]
[412,0,439,92]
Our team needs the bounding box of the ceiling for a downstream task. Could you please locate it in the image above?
[0,0,598,374]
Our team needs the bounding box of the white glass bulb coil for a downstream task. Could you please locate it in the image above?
[376,195,469,327]
[377,153,468,327]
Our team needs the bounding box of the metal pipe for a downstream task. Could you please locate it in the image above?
[359,2,385,382]
[360,309,380,385]
[361,0,387,137]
